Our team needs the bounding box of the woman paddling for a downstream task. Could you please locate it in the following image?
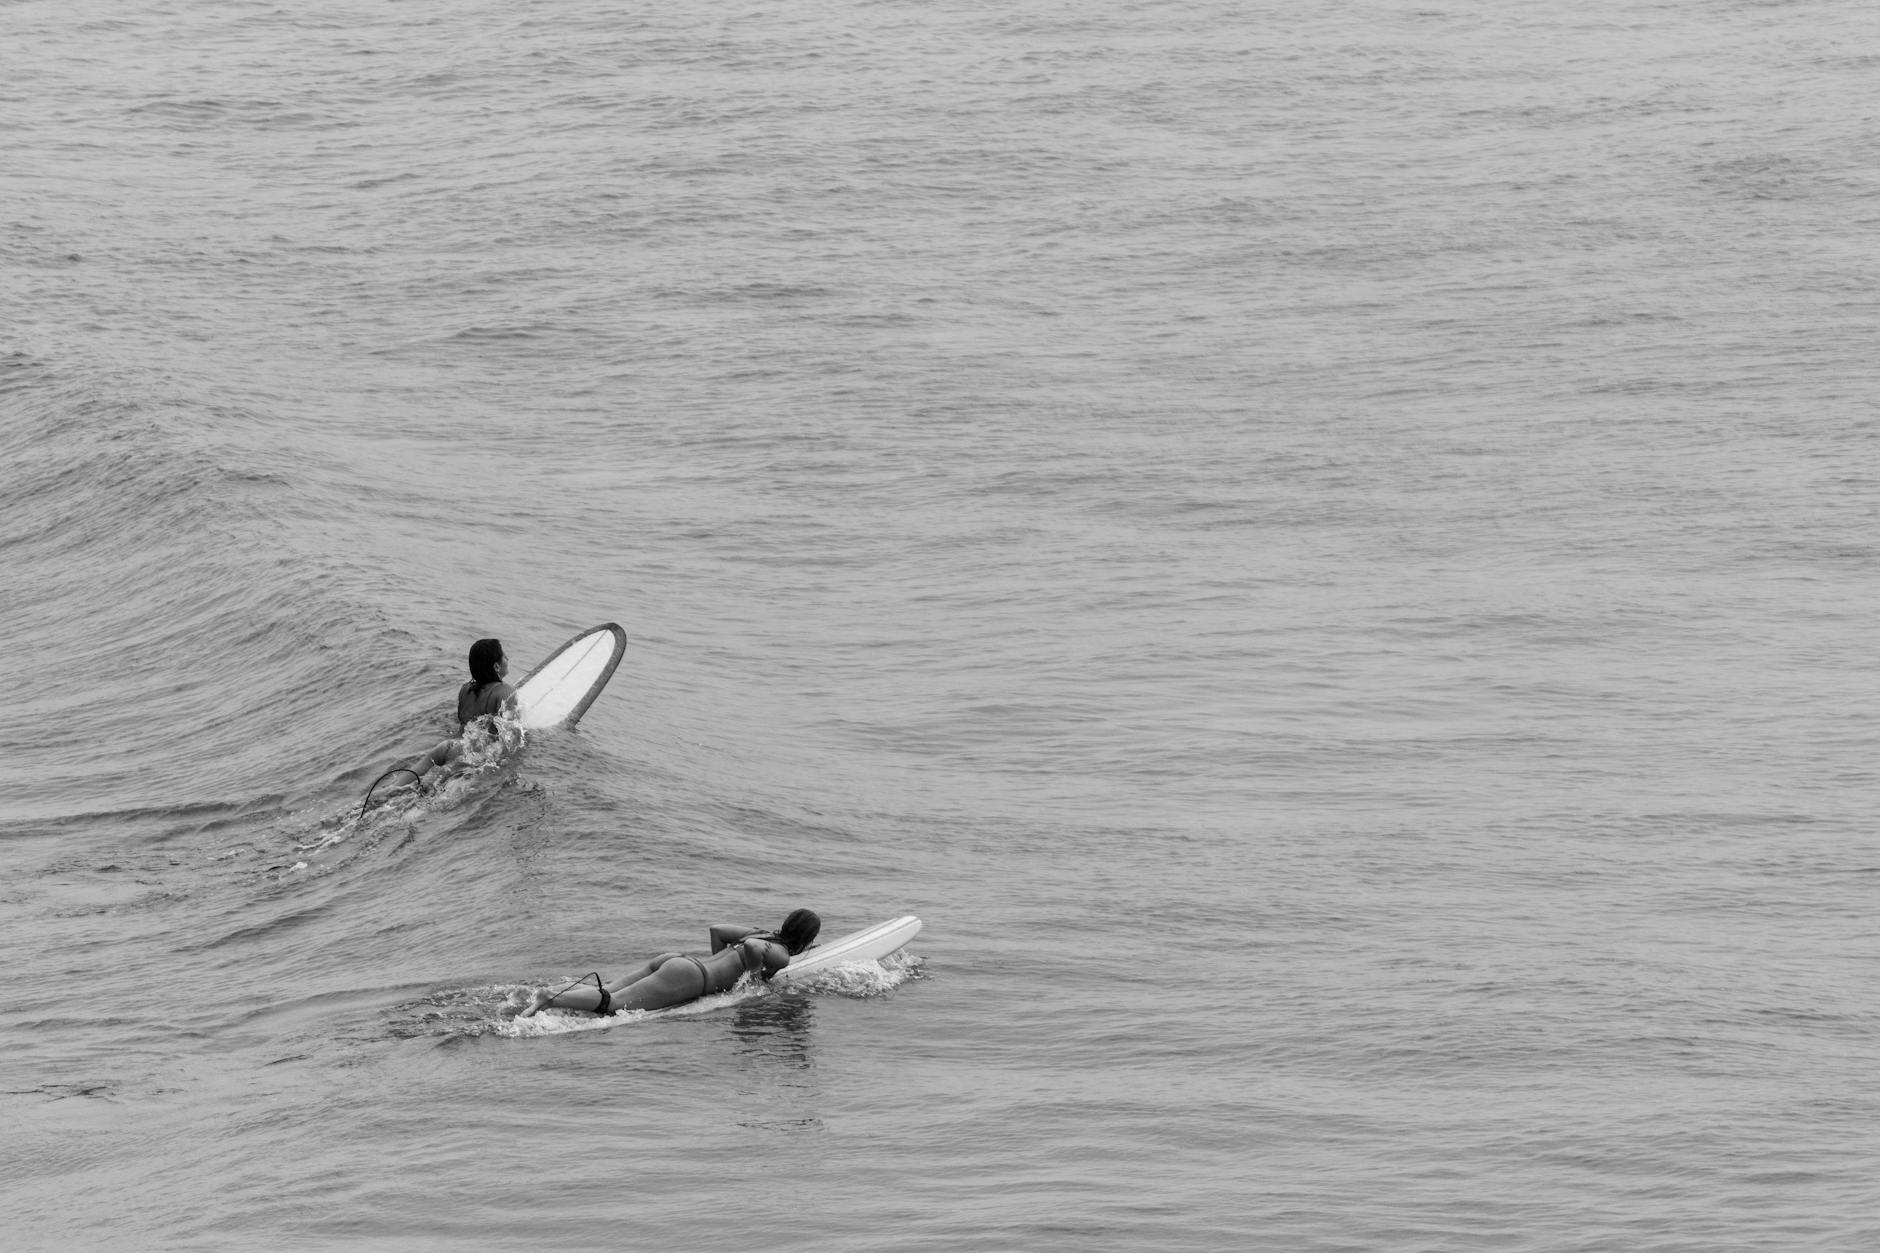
[454,637,519,729]
[519,909,822,1017]
[361,638,521,812]
[410,637,518,776]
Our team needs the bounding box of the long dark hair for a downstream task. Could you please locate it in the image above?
[778,909,821,955]
[467,638,505,687]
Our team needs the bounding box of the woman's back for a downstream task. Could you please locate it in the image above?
[457,679,516,728]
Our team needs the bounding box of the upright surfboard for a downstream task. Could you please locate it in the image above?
[514,623,627,730]
[773,915,922,983]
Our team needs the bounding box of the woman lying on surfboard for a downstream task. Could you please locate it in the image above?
[519,909,821,1017]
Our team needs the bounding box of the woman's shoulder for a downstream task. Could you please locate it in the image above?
[459,681,517,718]
[472,681,517,707]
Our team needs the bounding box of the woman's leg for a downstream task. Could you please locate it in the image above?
[404,738,460,783]
[519,954,683,1017]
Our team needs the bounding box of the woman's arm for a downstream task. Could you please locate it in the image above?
[709,924,757,953]
[737,936,790,978]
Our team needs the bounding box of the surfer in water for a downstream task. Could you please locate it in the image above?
[355,628,541,816]
[518,909,821,1017]
[397,638,519,784]
[455,637,518,728]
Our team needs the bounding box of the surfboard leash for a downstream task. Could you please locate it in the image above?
[531,971,606,1015]
[548,971,605,999]
[358,766,424,820]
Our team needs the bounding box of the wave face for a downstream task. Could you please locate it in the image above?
[5,0,1878,1248]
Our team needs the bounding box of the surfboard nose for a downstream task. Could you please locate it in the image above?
[514,623,627,729]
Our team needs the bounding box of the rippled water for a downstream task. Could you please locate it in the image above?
[5,0,1879,1248]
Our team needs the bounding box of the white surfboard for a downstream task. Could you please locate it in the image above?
[514,623,627,730]
[773,915,922,982]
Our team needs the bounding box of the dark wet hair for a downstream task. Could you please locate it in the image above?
[778,909,820,955]
[467,638,505,686]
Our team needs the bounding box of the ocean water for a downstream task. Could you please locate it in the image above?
[5,0,1879,1247]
